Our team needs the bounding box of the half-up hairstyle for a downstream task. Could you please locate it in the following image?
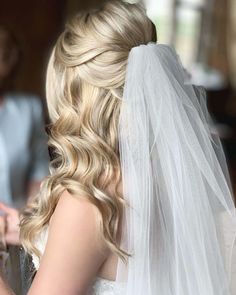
[20,0,157,263]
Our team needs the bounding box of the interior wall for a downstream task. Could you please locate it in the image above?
[0,0,66,98]
[228,0,236,91]
[207,0,229,79]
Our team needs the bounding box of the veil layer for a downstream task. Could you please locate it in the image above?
[116,42,236,295]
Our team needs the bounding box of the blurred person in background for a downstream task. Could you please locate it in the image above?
[0,26,48,209]
[0,26,49,294]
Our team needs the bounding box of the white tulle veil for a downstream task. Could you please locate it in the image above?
[115,42,236,294]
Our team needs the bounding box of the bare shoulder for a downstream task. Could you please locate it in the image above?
[53,190,100,220]
[29,190,108,295]
[49,190,104,248]
[55,189,99,212]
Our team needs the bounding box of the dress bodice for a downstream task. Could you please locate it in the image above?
[31,227,125,295]
[89,277,124,295]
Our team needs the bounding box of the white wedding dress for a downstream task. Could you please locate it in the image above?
[31,227,126,295]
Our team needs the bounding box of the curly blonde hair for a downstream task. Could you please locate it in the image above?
[20,0,157,263]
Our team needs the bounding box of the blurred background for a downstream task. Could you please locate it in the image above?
[0,0,235,198]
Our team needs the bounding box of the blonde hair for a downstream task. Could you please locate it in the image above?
[20,0,157,263]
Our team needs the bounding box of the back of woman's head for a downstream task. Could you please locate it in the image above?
[21,0,157,261]
[47,0,156,122]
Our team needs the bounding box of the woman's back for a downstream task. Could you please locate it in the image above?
[33,227,123,294]
[31,190,125,295]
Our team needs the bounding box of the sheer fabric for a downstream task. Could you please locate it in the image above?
[116,43,236,295]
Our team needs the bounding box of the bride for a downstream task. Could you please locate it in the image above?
[1,0,236,294]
